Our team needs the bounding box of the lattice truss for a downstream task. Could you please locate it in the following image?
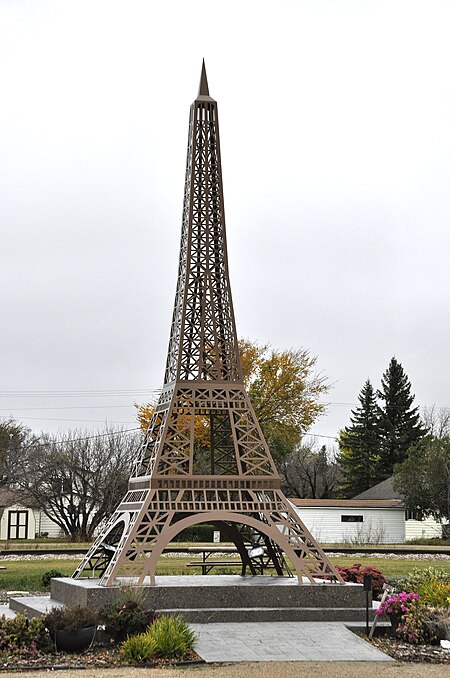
[73,65,343,586]
[164,92,239,384]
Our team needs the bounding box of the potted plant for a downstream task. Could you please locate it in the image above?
[44,605,99,652]
[376,591,420,632]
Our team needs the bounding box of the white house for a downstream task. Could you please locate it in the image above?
[289,497,405,544]
[354,477,444,541]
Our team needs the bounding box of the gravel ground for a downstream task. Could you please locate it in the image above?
[0,551,449,562]
[3,661,450,678]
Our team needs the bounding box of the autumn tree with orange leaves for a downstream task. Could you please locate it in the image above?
[135,339,329,466]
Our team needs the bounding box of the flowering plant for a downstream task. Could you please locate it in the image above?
[376,591,419,619]
[335,563,386,596]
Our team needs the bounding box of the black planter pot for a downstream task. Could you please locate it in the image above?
[54,626,96,653]
[389,615,402,634]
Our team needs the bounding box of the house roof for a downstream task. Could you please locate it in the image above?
[289,497,403,509]
[353,477,403,501]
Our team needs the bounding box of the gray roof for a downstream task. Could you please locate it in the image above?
[353,476,403,501]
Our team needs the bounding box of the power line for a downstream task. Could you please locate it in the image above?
[0,389,161,399]
[307,433,339,441]
[33,427,141,447]
[322,401,450,410]
[0,405,137,411]
[9,416,137,425]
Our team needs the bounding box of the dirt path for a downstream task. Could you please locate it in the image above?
[6,663,450,678]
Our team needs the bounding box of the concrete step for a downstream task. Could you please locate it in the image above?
[9,595,63,618]
[157,607,377,623]
[51,576,369,611]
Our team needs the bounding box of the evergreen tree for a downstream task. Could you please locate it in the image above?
[377,357,426,476]
[337,379,381,497]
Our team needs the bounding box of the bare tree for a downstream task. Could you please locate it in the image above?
[15,428,139,541]
[280,442,341,499]
[0,418,38,486]
[422,405,450,438]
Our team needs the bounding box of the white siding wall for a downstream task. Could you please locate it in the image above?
[405,515,442,541]
[294,506,405,544]
[33,510,65,538]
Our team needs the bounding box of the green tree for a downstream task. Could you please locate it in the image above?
[394,436,450,524]
[337,379,381,497]
[377,357,426,476]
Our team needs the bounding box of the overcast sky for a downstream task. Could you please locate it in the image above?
[1,0,449,446]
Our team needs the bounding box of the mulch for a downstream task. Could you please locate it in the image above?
[0,647,203,672]
[370,636,450,664]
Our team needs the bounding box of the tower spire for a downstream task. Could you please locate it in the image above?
[198,59,209,96]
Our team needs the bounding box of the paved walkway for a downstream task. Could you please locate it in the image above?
[191,622,393,662]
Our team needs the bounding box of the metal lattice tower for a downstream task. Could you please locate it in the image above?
[74,63,343,586]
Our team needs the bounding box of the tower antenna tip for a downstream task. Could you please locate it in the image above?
[198,59,209,96]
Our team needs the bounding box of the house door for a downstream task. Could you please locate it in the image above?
[7,511,29,539]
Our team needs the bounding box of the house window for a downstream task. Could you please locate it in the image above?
[405,510,423,521]
[341,515,364,523]
[7,511,29,539]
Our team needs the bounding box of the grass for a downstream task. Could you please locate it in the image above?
[330,557,450,577]
[0,559,77,591]
[1,554,449,591]
[0,539,90,551]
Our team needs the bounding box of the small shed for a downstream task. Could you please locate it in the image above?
[0,489,63,540]
[289,497,405,544]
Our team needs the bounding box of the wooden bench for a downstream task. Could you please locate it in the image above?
[186,559,243,575]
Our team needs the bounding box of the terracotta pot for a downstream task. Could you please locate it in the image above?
[54,626,96,653]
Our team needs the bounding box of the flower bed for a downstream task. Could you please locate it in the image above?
[0,600,201,670]
[371,565,450,660]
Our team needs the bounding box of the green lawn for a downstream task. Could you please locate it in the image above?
[0,559,77,591]
[1,554,449,591]
[330,556,450,577]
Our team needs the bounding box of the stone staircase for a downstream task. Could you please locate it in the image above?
[10,575,376,623]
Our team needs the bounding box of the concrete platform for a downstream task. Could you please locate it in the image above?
[10,575,374,623]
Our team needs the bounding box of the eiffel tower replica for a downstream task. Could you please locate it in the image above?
[74,63,343,587]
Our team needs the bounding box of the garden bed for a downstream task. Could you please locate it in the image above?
[370,636,450,664]
[0,646,204,671]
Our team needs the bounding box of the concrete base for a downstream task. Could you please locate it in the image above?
[10,575,375,623]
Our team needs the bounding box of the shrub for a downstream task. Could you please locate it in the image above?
[335,563,386,596]
[173,524,215,542]
[395,566,450,591]
[396,600,450,645]
[120,615,197,662]
[44,605,99,633]
[100,599,157,644]
[41,570,64,589]
[145,615,197,659]
[120,633,154,662]
[414,577,450,607]
[0,614,51,657]
[395,567,450,606]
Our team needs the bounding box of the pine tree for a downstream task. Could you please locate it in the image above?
[377,357,426,477]
[337,379,381,497]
